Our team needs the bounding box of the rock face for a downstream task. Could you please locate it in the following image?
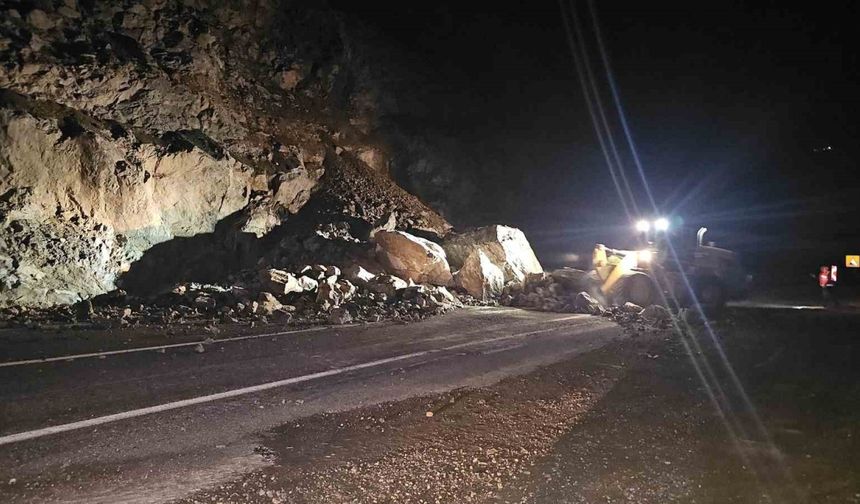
[454,250,504,299]
[0,1,452,307]
[373,231,453,286]
[444,225,543,284]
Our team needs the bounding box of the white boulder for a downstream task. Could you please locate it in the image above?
[443,225,542,283]
[454,249,504,299]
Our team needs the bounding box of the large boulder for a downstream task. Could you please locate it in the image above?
[373,231,453,286]
[443,225,542,284]
[454,250,504,299]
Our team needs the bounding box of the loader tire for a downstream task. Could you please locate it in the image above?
[696,279,727,310]
[624,274,656,307]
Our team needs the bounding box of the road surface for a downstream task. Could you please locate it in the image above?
[0,307,622,504]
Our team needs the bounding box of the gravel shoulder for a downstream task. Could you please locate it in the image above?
[176,308,860,504]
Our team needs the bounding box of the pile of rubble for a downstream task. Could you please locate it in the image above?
[0,223,547,330]
[0,220,683,332]
[500,268,673,327]
[0,262,469,330]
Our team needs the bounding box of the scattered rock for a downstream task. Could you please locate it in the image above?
[316,279,355,311]
[257,292,283,316]
[622,302,643,313]
[300,265,330,281]
[296,276,319,292]
[261,269,304,295]
[342,264,377,285]
[328,307,352,325]
[194,295,216,310]
[369,211,397,238]
[641,304,671,325]
[573,292,603,315]
[366,273,408,298]
[431,286,462,308]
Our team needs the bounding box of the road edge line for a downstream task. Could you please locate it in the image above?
[0,324,584,446]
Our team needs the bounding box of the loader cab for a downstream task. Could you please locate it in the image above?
[632,221,751,307]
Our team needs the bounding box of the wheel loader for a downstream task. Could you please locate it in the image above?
[591,221,750,309]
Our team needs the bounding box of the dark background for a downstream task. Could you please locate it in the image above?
[334,0,860,284]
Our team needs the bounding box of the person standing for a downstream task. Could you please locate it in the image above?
[818,265,839,307]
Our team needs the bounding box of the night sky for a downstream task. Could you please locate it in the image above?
[336,1,860,273]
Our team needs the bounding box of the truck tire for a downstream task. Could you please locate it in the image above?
[624,274,656,307]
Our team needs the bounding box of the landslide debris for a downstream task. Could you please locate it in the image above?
[0,262,467,331]
[0,0,448,307]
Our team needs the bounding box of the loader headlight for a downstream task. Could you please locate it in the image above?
[654,217,670,232]
[635,220,651,232]
[637,249,653,263]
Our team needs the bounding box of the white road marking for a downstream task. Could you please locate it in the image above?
[0,324,591,446]
[0,311,587,368]
[0,326,339,368]
[727,302,825,311]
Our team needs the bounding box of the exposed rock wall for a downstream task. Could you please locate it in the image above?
[0,0,449,306]
[0,106,254,304]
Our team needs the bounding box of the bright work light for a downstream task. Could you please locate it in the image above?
[635,220,650,232]
[654,218,669,232]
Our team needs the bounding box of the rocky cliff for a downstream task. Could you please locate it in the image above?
[0,0,451,306]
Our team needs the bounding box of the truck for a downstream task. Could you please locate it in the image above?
[591,219,750,309]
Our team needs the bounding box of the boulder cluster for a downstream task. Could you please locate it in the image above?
[0,262,466,330]
[500,268,673,326]
[501,268,597,313]
[0,223,546,329]
[0,221,681,331]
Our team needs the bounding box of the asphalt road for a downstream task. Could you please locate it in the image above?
[0,307,622,504]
